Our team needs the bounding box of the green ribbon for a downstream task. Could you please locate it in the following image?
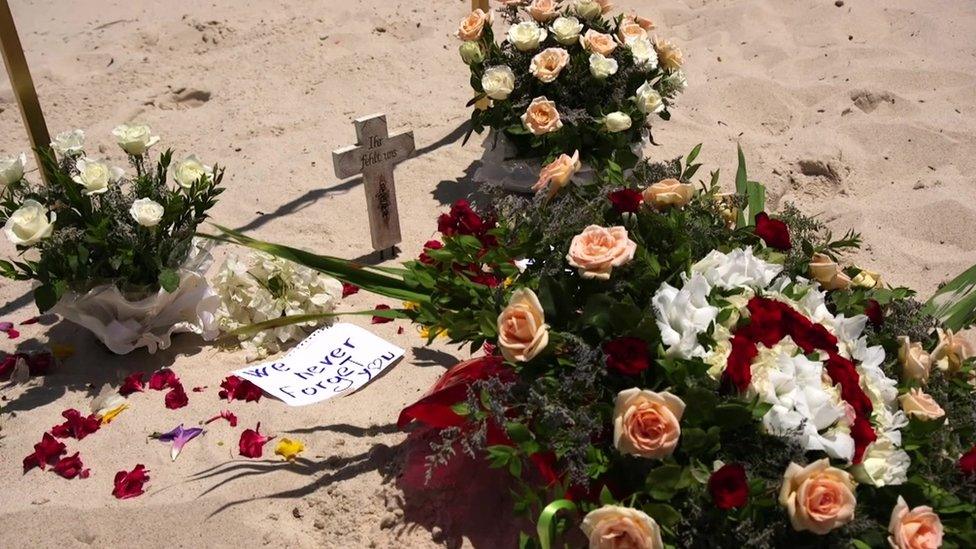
[537,499,577,549]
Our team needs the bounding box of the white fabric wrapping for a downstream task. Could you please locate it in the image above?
[49,240,220,355]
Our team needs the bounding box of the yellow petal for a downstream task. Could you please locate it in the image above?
[402,301,420,311]
[274,438,305,461]
[99,403,129,424]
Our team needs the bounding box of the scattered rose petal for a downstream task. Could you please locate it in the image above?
[5,328,20,339]
[274,438,305,461]
[239,423,274,458]
[148,368,180,391]
[397,327,404,335]
[0,321,12,331]
[52,453,90,479]
[155,424,204,461]
[372,304,394,324]
[191,386,207,392]
[20,317,39,325]
[112,465,149,499]
[51,409,101,440]
[164,383,189,409]
[118,372,145,396]
[205,410,238,427]
[23,433,67,472]
[218,375,263,402]
[341,283,359,298]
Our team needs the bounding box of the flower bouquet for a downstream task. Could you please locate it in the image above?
[0,126,225,354]
[457,1,686,191]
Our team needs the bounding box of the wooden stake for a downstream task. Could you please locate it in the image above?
[0,0,53,184]
[472,0,490,11]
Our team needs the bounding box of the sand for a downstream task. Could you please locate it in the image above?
[1,0,975,547]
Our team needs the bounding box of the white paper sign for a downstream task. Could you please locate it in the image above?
[232,323,404,407]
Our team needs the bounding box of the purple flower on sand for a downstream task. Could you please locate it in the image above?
[155,424,204,461]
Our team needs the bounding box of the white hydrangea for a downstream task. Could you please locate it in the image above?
[214,252,343,361]
[691,247,782,291]
[652,272,718,359]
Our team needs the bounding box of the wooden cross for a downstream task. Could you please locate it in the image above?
[471,0,490,10]
[0,0,53,184]
[333,114,415,257]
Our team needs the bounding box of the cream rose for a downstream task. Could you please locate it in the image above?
[550,16,584,45]
[604,112,632,133]
[635,81,665,114]
[521,96,563,135]
[507,21,547,52]
[170,155,213,189]
[50,129,85,157]
[629,37,659,69]
[899,336,933,383]
[457,9,493,41]
[527,0,558,22]
[643,178,695,210]
[3,199,55,246]
[532,150,580,198]
[567,225,637,279]
[72,158,124,195]
[482,66,516,101]
[113,123,160,156]
[580,29,617,56]
[129,198,165,228]
[613,388,684,459]
[497,288,549,362]
[530,48,570,83]
[617,21,648,45]
[851,268,882,288]
[933,328,973,373]
[654,37,684,71]
[574,0,602,20]
[779,459,856,535]
[0,153,27,187]
[589,53,619,79]
[581,505,663,549]
[888,496,943,549]
[809,253,852,291]
[898,388,945,421]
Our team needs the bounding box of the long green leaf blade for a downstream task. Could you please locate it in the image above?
[924,263,976,331]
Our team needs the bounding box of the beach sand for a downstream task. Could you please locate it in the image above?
[1,0,975,547]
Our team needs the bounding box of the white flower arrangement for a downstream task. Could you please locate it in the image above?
[214,252,344,361]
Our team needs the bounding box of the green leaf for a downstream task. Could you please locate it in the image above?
[642,503,682,527]
[923,262,976,331]
[686,143,702,166]
[33,284,58,312]
[735,144,748,228]
[158,269,180,293]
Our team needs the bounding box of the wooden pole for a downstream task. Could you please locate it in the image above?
[0,0,53,184]
[472,0,490,11]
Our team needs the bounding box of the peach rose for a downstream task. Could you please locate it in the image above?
[521,96,563,135]
[933,328,973,373]
[530,47,571,83]
[888,496,943,549]
[899,336,933,383]
[779,459,857,535]
[581,505,663,549]
[581,29,618,56]
[653,37,683,71]
[595,0,614,14]
[898,388,944,421]
[617,21,648,45]
[642,178,696,210]
[625,13,656,31]
[533,150,580,199]
[613,388,684,459]
[567,225,637,280]
[497,288,549,362]
[528,0,559,22]
[457,9,493,41]
[809,253,852,291]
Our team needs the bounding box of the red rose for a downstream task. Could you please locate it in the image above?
[51,408,101,440]
[754,212,791,251]
[112,464,150,499]
[708,463,749,509]
[418,240,444,265]
[341,283,359,298]
[164,383,189,410]
[372,304,394,324]
[148,368,180,391]
[218,375,264,402]
[118,372,145,396]
[437,200,497,247]
[52,452,90,479]
[603,337,652,375]
[864,299,884,328]
[959,446,976,476]
[239,423,273,458]
[608,188,644,214]
[23,432,67,472]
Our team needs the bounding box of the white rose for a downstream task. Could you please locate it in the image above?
[170,155,213,189]
[507,21,547,52]
[72,158,124,195]
[604,112,632,133]
[663,70,688,95]
[574,0,602,20]
[3,199,55,246]
[589,53,619,79]
[482,65,516,100]
[0,153,27,187]
[629,37,659,69]
[129,198,165,227]
[112,123,160,156]
[50,129,85,157]
[652,273,719,359]
[635,81,665,114]
[550,16,583,45]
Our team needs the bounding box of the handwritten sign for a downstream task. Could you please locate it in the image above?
[232,323,404,407]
